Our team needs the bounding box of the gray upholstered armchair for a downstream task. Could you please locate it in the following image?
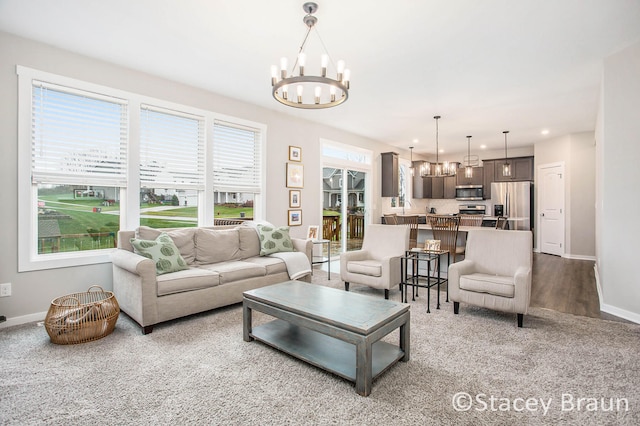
[340,224,409,299]
[448,229,533,327]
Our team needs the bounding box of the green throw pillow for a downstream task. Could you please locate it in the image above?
[130,232,189,275]
[257,225,294,256]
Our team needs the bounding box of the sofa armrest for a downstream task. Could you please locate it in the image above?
[111,249,159,329]
[111,249,156,276]
[448,259,476,300]
[292,238,312,265]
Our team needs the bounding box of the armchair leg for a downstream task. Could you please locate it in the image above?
[517,313,523,328]
[453,302,459,314]
[344,282,349,292]
[384,289,389,300]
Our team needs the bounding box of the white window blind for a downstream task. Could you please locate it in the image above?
[31,81,128,186]
[140,105,205,189]
[212,120,262,193]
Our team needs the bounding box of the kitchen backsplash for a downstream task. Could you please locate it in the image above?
[382,198,491,216]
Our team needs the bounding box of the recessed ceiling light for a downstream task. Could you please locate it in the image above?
[541,129,550,135]
[413,138,419,144]
[439,149,444,153]
[480,144,487,149]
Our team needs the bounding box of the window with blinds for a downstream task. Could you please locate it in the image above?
[212,120,262,194]
[140,105,205,190]
[32,81,128,186]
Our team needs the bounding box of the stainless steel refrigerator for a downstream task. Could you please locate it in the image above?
[491,182,533,230]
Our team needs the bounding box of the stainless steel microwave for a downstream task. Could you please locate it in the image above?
[455,185,483,201]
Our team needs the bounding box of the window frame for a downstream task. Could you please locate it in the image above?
[17,66,266,271]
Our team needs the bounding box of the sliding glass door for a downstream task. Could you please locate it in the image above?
[321,141,372,255]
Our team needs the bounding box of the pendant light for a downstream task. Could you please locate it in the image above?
[464,135,473,178]
[502,131,511,177]
[421,115,457,177]
[409,146,415,176]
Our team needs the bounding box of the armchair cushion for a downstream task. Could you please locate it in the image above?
[460,273,515,298]
[347,260,382,277]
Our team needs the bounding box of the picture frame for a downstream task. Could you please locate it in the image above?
[288,209,302,226]
[307,225,319,241]
[288,145,302,162]
[286,163,304,188]
[289,190,301,208]
[424,239,441,251]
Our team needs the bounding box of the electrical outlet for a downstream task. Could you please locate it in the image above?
[0,283,11,297]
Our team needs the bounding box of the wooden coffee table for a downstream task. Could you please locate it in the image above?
[243,281,410,396]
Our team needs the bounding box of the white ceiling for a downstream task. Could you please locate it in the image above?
[2,0,640,156]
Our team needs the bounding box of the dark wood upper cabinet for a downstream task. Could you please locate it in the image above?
[444,175,456,199]
[482,160,495,199]
[493,156,534,182]
[381,152,398,197]
[456,166,484,186]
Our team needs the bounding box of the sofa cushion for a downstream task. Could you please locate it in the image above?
[237,226,261,259]
[241,256,287,275]
[347,260,382,277]
[130,232,189,275]
[137,226,196,265]
[199,261,266,285]
[256,225,294,256]
[195,228,240,264]
[156,268,220,296]
[460,273,515,298]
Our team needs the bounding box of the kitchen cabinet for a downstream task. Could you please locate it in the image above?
[381,152,398,197]
[456,166,484,186]
[412,167,455,199]
[431,177,444,199]
[444,175,456,199]
[483,160,495,199]
[412,161,430,198]
[493,156,534,182]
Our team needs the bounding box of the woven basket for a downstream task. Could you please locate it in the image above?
[44,285,120,345]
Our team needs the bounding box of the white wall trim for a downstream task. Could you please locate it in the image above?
[600,304,640,325]
[563,254,596,261]
[595,264,640,324]
[594,263,603,307]
[0,311,48,329]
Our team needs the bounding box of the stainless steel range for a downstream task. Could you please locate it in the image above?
[458,204,486,215]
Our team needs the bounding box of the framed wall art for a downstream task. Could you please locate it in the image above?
[289,145,302,162]
[289,190,301,208]
[286,163,304,188]
[288,209,302,226]
[306,225,319,240]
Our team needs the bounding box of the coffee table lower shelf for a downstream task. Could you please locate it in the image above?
[251,319,405,383]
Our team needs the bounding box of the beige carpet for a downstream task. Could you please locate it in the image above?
[1,270,639,425]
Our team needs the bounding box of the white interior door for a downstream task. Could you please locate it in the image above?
[539,163,564,256]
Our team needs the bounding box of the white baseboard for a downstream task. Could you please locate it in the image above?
[0,311,47,329]
[563,253,596,261]
[594,264,603,306]
[593,264,640,324]
[600,303,640,324]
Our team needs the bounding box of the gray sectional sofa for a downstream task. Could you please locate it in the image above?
[111,224,312,334]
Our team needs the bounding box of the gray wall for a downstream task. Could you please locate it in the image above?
[597,40,640,321]
[0,32,395,324]
[534,132,596,259]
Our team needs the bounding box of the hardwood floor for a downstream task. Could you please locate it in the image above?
[531,253,629,323]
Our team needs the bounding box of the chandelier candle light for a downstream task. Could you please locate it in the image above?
[271,2,350,109]
[421,115,458,177]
